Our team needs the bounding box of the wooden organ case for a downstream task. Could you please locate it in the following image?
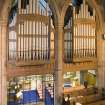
[64,0,96,63]
[8,0,54,67]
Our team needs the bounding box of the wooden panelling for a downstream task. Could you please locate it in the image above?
[63,61,97,73]
[17,14,49,25]
[7,63,54,79]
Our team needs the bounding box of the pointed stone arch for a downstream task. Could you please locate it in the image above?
[60,0,103,30]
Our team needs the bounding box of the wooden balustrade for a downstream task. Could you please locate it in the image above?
[63,60,97,73]
[63,86,103,105]
[64,87,98,97]
[70,92,102,105]
[87,100,105,105]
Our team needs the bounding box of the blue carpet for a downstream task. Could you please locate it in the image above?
[8,90,40,105]
[20,90,40,104]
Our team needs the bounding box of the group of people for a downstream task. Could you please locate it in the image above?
[62,94,72,105]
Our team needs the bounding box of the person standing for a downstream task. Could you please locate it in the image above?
[66,94,70,105]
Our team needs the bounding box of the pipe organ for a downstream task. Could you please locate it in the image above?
[64,16,73,63]
[8,0,54,64]
[64,0,96,63]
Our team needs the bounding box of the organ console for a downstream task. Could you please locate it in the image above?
[64,0,96,63]
[8,0,54,65]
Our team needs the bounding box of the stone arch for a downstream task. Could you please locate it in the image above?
[0,0,59,26]
[48,0,60,26]
[87,0,103,32]
[60,0,103,31]
[1,0,11,20]
[0,0,104,31]
[61,0,71,26]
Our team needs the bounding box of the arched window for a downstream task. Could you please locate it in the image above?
[8,0,54,65]
[64,0,96,63]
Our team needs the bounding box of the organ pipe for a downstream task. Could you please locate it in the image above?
[64,0,96,62]
[9,0,53,61]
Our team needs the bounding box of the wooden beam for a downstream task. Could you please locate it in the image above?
[17,14,49,25]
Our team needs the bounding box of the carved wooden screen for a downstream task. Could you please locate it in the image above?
[8,0,54,64]
[64,0,96,63]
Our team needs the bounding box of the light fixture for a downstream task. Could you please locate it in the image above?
[102,34,105,39]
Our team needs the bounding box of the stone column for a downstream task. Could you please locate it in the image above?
[97,28,105,89]
[54,22,63,105]
[0,19,7,105]
[97,40,105,89]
